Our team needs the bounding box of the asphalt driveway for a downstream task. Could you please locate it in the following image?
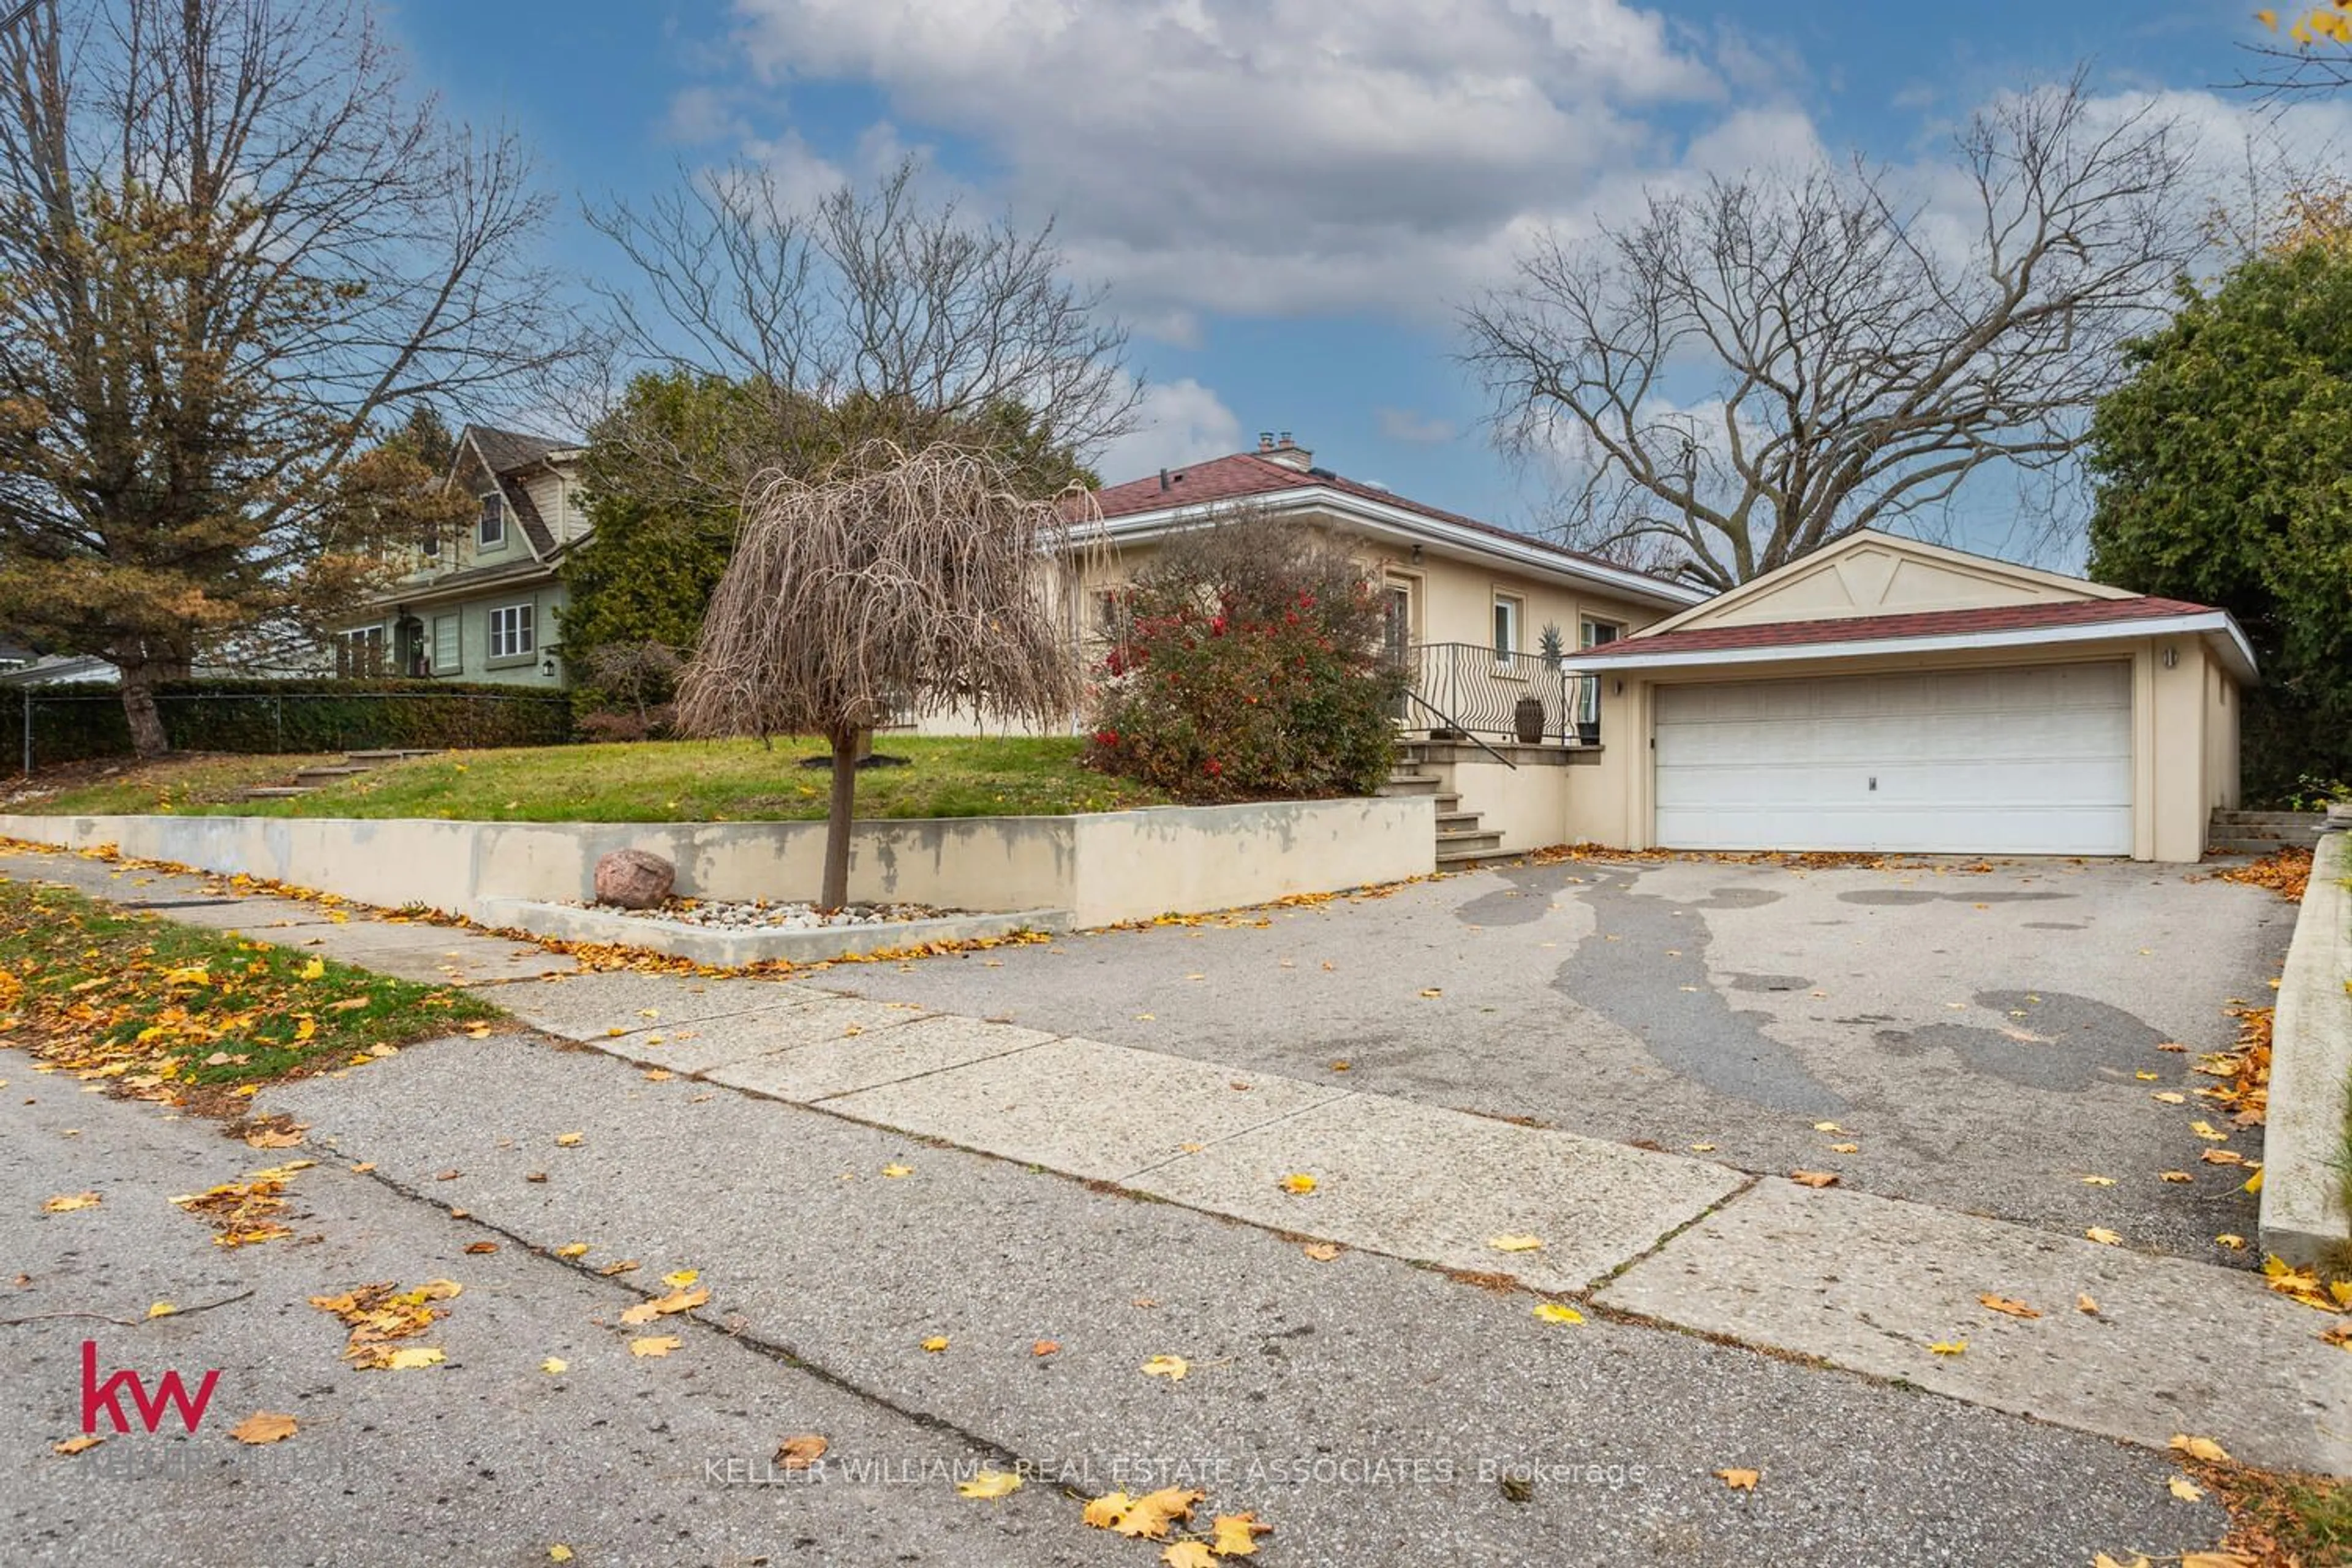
[836,854,2295,1263]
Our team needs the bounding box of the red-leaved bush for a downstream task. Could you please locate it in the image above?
[1084,513,1404,802]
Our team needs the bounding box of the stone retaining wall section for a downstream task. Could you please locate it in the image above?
[0,796,1434,930]
[2260,828,2352,1265]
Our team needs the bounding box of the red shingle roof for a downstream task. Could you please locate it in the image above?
[1572,594,2219,660]
[1090,451,1695,599]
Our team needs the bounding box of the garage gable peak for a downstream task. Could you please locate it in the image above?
[1649,531,2132,636]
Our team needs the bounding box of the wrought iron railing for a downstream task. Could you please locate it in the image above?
[1403,643,1597,747]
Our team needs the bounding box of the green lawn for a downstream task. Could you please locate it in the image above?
[4,752,344,817]
[18,736,1172,823]
[0,879,501,1090]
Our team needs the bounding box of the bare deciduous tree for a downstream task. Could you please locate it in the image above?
[1463,77,2199,589]
[583,156,1137,519]
[0,0,568,755]
[676,442,1095,911]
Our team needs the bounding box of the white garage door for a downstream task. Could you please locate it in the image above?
[1653,663,2133,854]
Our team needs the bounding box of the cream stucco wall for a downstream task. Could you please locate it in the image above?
[1656,534,2135,631]
[1564,637,2233,862]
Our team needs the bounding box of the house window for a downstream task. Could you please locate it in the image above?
[431,613,461,675]
[338,625,386,678]
[1580,618,1623,725]
[1492,594,1523,663]
[478,492,507,548]
[488,602,535,660]
[420,526,440,560]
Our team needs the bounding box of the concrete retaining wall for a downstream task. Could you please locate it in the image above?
[2261,829,2352,1265]
[0,795,1434,930]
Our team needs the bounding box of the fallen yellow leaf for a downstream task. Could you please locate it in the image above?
[554,1132,584,1148]
[1789,1170,1839,1188]
[146,1302,176,1319]
[297,957,326,981]
[662,1270,698,1289]
[1140,1354,1189,1382]
[1209,1512,1274,1558]
[383,1347,445,1370]
[1532,1303,1584,1324]
[1828,1142,1859,1154]
[2080,1175,2116,1186]
[2078,1294,2100,1315]
[229,1411,298,1446]
[1714,1468,1760,1490]
[556,1243,588,1259]
[52,1433,104,1455]
[629,1335,681,1358]
[777,1433,828,1469]
[2168,1475,2205,1502]
[549,1548,573,1564]
[1031,1340,1060,1357]
[1161,1544,1218,1568]
[957,1469,1022,1499]
[1928,1338,1967,1357]
[2215,1234,2247,1251]
[921,1336,949,1352]
[1978,1294,2040,1319]
[881,1164,913,1178]
[1301,1242,1341,1262]
[2160,1171,2193,1183]
[1279,1173,1317,1195]
[42,1192,100,1213]
[2150,1091,2186,1104]
[541,1358,567,1374]
[2169,1434,2231,1463]
[1487,1234,1545,1253]
[2085,1228,2123,1246]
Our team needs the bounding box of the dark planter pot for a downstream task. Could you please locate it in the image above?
[1512,695,1547,745]
[1575,720,1600,747]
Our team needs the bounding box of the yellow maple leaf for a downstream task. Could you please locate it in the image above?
[52,1434,104,1455]
[1928,1338,1967,1356]
[161,965,210,986]
[229,1411,298,1445]
[1140,1354,1189,1381]
[1978,1294,2040,1319]
[1532,1303,1584,1324]
[2169,1433,2231,1463]
[921,1336,949,1352]
[554,1132,584,1148]
[2244,1169,2263,1194]
[1208,1512,1274,1557]
[2085,1227,2123,1246]
[957,1469,1022,1499]
[541,1358,567,1374]
[556,1243,588,1259]
[2080,1175,2116,1186]
[297,957,326,981]
[548,1547,573,1563]
[1301,1242,1340,1262]
[628,1335,681,1358]
[1112,1487,1204,1540]
[881,1163,913,1178]
[2078,1294,2101,1315]
[662,1269,698,1288]
[146,1302,176,1319]
[1084,1491,1136,1530]
[1161,1544,1218,1568]
[384,1347,445,1370]
[1828,1142,1860,1154]
[1278,1172,1317,1195]
[2215,1234,2247,1251]
[1789,1170,1839,1188]
[2168,1475,2205,1502]
[1714,1467,1760,1490]
[1487,1234,1545,1253]
[2150,1091,2186,1104]
[42,1191,101,1213]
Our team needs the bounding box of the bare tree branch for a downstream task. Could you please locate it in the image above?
[1462,73,2199,589]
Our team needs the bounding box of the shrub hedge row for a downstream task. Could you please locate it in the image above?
[0,679,574,766]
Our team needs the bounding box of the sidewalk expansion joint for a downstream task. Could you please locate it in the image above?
[1112,1089,1361,1184]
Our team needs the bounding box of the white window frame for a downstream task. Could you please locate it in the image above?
[1579,617,1623,725]
[341,625,386,678]
[488,601,535,661]
[1491,593,1523,666]
[478,492,507,549]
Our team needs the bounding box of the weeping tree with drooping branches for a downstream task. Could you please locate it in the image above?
[675,441,1097,910]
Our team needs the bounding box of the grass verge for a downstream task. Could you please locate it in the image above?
[12,736,1173,823]
[1,752,342,817]
[0,877,500,1105]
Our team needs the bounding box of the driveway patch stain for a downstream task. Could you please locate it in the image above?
[1556,868,1844,1117]
[1873,989,2168,1091]
[1728,973,1814,992]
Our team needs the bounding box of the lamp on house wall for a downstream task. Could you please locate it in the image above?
[2161,646,2178,669]
[1410,544,1423,565]
[541,652,559,679]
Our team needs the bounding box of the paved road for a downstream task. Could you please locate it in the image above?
[835,854,2293,1261]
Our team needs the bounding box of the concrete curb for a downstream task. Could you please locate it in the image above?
[2259,829,2352,1265]
[473,897,1069,965]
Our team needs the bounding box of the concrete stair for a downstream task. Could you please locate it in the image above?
[2207,809,2325,856]
[1379,744,1503,867]
[240,748,442,802]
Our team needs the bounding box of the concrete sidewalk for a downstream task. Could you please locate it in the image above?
[9,846,2346,1483]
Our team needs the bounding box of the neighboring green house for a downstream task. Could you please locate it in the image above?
[333,425,587,687]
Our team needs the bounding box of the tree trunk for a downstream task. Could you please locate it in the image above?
[818,723,861,912]
[119,662,171,760]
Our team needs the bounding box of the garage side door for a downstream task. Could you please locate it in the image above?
[1652,663,2133,854]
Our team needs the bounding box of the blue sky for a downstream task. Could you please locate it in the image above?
[383,1,2332,559]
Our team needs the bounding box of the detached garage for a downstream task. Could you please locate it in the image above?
[1568,533,2256,862]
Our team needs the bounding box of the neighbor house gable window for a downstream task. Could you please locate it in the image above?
[478,491,507,548]
[1492,593,1523,663]
[488,601,535,660]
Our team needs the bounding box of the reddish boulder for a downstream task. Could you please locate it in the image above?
[594,848,674,910]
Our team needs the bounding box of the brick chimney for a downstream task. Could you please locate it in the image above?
[1260,429,1313,472]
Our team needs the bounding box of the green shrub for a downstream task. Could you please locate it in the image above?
[1085,514,1404,802]
[0,678,572,765]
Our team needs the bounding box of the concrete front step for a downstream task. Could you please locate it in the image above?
[292,766,373,783]
[2212,810,2324,826]
[2211,836,2320,856]
[1376,774,1441,796]
[1435,811,1482,831]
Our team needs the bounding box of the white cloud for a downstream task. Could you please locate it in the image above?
[1096,377,1243,483]
[722,0,1732,319]
[1376,407,1458,445]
